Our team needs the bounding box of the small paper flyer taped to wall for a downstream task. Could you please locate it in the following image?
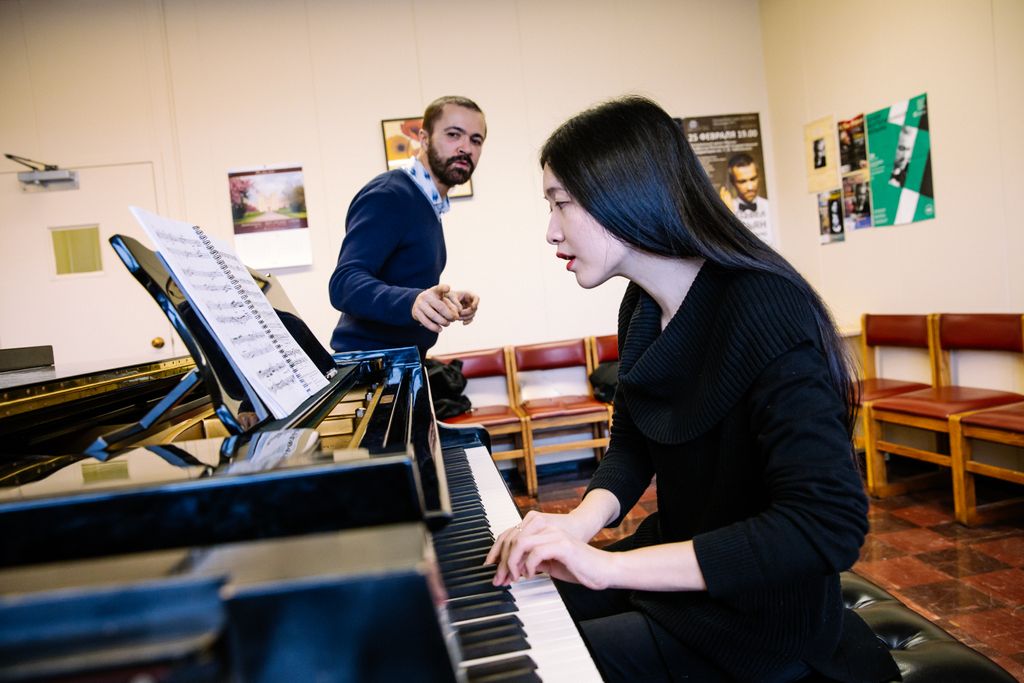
[818,188,845,244]
[681,112,773,245]
[838,114,868,175]
[228,164,312,269]
[866,94,936,227]
[805,115,839,193]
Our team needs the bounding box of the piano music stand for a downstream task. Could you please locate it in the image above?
[95,235,343,452]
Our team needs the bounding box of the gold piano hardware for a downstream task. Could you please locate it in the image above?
[0,357,196,419]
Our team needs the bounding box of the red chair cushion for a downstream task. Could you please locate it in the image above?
[961,402,1024,432]
[442,404,521,426]
[873,386,1024,420]
[521,395,609,419]
[858,378,931,403]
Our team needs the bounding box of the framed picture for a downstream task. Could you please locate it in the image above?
[380,116,473,199]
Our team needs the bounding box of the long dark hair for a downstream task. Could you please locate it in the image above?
[540,96,857,434]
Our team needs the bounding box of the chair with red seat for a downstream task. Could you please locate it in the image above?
[950,400,1024,526]
[511,338,611,472]
[854,314,934,451]
[430,347,536,495]
[863,313,1024,499]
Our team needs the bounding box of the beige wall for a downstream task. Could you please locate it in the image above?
[760,0,1024,332]
[0,0,770,359]
[1,0,1021,363]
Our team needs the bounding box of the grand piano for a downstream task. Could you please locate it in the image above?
[0,235,601,682]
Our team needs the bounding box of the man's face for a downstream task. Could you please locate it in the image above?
[855,183,867,204]
[730,163,760,203]
[419,104,486,190]
[894,126,915,170]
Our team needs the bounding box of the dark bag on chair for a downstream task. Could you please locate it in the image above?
[589,360,619,403]
[424,358,472,418]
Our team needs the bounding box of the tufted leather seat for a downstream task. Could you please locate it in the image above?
[822,572,1017,683]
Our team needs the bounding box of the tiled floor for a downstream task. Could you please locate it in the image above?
[506,462,1024,681]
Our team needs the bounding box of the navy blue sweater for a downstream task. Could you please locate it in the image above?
[329,171,446,355]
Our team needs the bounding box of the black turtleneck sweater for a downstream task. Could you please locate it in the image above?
[586,263,899,682]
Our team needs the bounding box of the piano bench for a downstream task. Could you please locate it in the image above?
[823,571,1016,683]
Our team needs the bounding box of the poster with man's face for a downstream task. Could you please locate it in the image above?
[866,93,935,226]
[680,112,773,245]
[804,115,839,193]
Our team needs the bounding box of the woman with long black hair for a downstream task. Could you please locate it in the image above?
[485,97,898,683]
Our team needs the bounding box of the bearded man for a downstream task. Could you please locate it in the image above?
[329,96,486,357]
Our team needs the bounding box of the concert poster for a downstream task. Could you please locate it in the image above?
[866,93,936,227]
[818,188,845,244]
[838,114,868,175]
[841,170,873,230]
[681,112,773,245]
[228,164,313,269]
[804,115,839,193]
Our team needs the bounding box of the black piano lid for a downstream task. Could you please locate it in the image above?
[0,524,456,683]
[0,428,431,568]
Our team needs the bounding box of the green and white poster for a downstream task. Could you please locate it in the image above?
[866,93,935,227]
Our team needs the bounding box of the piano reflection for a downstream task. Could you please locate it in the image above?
[0,229,601,682]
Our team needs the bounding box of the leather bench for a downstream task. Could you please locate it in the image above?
[827,571,1016,682]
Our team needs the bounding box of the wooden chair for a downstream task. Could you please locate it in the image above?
[854,314,934,451]
[588,333,619,421]
[511,338,611,471]
[864,313,1024,499]
[950,400,1024,526]
[431,347,536,496]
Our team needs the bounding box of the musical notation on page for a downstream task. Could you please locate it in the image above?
[129,206,329,419]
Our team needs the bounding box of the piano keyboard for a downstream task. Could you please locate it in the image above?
[436,445,604,683]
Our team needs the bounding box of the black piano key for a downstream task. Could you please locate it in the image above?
[449,600,518,622]
[438,545,494,562]
[434,533,494,554]
[434,527,494,543]
[439,554,491,573]
[442,565,497,583]
[439,512,489,527]
[464,655,540,683]
[455,614,523,638]
[445,578,506,600]
[451,500,485,513]
[460,614,532,655]
[447,590,517,622]
[460,634,531,662]
[435,525,492,540]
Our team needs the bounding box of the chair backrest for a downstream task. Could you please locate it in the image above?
[514,339,592,373]
[434,347,507,379]
[431,347,515,406]
[860,314,933,383]
[933,313,1024,387]
[591,334,619,365]
[511,339,593,404]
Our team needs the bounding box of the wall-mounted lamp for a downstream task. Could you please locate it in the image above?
[5,153,79,192]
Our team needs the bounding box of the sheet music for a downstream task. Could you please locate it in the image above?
[225,428,320,474]
[129,206,329,419]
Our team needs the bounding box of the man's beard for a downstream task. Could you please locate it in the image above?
[427,143,475,188]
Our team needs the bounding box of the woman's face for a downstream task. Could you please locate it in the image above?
[543,164,630,289]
